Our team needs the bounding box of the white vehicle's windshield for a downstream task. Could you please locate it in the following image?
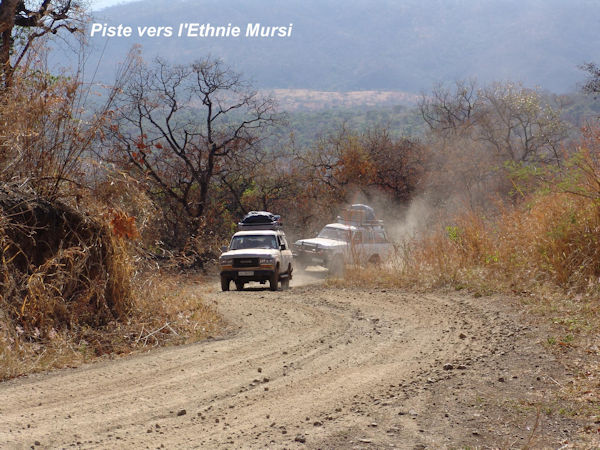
[317,226,350,242]
[230,235,278,250]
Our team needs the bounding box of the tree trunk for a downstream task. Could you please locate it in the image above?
[1,29,13,88]
[0,0,20,89]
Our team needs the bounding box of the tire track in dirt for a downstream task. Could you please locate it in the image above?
[0,284,580,448]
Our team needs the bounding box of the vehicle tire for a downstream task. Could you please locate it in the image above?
[221,276,230,291]
[235,280,245,291]
[269,265,279,291]
[281,265,291,290]
[296,257,308,271]
[368,255,381,266]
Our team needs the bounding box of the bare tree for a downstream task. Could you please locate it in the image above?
[418,79,478,136]
[0,0,84,88]
[421,80,569,165]
[217,145,296,216]
[107,56,278,245]
[580,62,600,97]
[0,45,137,199]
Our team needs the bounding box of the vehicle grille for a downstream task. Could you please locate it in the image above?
[233,258,259,268]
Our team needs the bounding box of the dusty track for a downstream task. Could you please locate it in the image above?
[0,281,582,448]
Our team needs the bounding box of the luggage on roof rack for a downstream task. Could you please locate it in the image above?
[238,211,282,230]
[336,204,383,227]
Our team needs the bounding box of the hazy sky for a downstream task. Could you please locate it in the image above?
[83,0,595,93]
[92,0,137,11]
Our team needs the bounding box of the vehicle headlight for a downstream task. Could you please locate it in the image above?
[220,257,233,265]
[259,257,274,265]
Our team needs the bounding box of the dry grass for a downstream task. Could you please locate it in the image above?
[0,186,222,381]
[125,271,222,348]
[336,184,600,422]
[0,271,221,381]
[0,186,134,334]
[340,191,600,296]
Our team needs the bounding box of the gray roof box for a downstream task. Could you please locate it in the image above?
[238,211,283,230]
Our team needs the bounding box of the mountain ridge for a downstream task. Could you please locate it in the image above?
[76,0,596,94]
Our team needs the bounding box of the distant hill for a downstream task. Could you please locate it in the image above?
[70,0,597,97]
[266,89,418,111]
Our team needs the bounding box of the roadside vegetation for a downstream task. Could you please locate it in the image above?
[336,81,600,425]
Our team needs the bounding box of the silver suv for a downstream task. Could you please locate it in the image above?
[293,204,393,274]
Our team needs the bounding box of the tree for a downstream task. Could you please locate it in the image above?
[418,79,478,136]
[421,80,569,165]
[580,62,600,97]
[107,56,277,246]
[0,0,84,88]
[0,45,132,200]
[361,127,426,202]
[476,83,569,165]
[296,126,425,212]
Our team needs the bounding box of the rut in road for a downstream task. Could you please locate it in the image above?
[0,284,567,448]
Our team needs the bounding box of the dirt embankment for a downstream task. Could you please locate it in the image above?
[0,282,593,448]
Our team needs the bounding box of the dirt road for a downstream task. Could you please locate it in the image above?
[0,281,584,448]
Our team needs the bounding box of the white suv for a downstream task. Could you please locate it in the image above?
[293,205,394,274]
[219,229,293,291]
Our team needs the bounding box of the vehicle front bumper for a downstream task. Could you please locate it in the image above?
[220,267,275,282]
[293,246,331,266]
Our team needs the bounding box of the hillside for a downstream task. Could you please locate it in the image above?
[78,0,598,94]
[267,89,418,111]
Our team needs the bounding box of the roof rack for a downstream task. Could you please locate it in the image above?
[336,204,384,227]
[238,211,283,231]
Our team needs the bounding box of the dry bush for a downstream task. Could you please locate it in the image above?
[0,184,133,379]
[0,270,221,380]
[0,61,106,200]
[0,191,220,380]
[0,43,136,203]
[413,193,600,293]
[86,168,166,253]
[342,192,600,296]
[0,49,222,381]
[0,184,222,381]
[126,272,222,347]
[0,185,133,336]
[344,125,600,297]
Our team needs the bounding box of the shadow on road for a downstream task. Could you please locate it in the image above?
[230,267,329,291]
